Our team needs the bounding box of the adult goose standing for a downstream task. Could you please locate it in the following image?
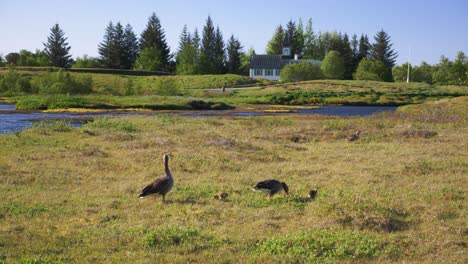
[139,154,174,202]
[346,130,361,142]
[253,179,289,198]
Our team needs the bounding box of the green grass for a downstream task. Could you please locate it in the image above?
[0,97,466,263]
[2,69,467,110]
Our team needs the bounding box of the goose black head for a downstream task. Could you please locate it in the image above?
[281,182,289,195]
[355,130,361,136]
[163,154,169,162]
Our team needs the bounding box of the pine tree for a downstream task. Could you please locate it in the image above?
[43,23,73,68]
[358,34,371,62]
[286,20,297,55]
[293,18,305,57]
[177,25,190,55]
[371,30,397,68]
[303,18,316,59]
[122,24,139,69]
[200,16,217,74]
[266,25,285,55]
[139,12,171,70]
[113,22,125,69]
[213,26,226,73]
[341,34,355,79]
[351,34,359,60]
[98,22,116,68]
[226,35,243,74]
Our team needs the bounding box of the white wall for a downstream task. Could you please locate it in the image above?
[250,69,281,81]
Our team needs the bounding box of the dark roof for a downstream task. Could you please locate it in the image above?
[250,55,287,69]
[250,55,321,69]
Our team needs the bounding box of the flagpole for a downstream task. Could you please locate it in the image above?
[406,47,411,83]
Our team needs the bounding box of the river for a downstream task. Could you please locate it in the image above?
[0,104,397,134]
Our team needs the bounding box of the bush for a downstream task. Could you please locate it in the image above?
[32,70,93,94]
[280,62,323,82]
[0,68,32,95]
[354,59,392,82]
[321,51,345,79]
[72,55,100,68]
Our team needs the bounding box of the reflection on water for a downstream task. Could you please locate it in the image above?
[0,104,397,134]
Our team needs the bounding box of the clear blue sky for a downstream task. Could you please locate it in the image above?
[1,0,467,65]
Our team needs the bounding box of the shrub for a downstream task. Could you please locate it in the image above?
[72,55,100,68]
[0,68,32,95]
[354,59,392,82]
[280,62,323,82]
[321,51,345,79]
[32,70,93,94]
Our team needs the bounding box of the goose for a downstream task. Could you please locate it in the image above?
[253,179,289,198]
[214,192,229,200]
[346,130,361,142]
[139,154,174,202]
[308,189,318,200]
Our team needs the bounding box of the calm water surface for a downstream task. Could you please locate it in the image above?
[0,104,397,134]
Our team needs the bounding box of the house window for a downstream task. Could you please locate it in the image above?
[274,69,280,76]
[265,69,273,76]
[254,69,263,76]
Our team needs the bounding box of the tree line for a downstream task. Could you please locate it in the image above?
[392,52,467,86]
[0,14,465,85]
[266,18,397,81]
[0,13,250,75]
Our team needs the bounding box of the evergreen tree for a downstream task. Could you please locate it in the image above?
[176,25,198,75]
[266,25,285,55]
[113,22,125,69]
[177,25,190,54]
[341,34,355,79]
[303,18,317,59]
[286,20,297,56]
[98,22,116,68]
[371,30,397,68]
[133,47,162,71]
[358,34,371,62]
[122,24,139,69]
[293,18,305,57]
[139,12,171,70]
[200,16,217,74]
[176,42,197,75]
[43,23,73,68]
[213,26,226,73]
[316,32,332,60]
[192,28,201,54]
[226,35,243,74]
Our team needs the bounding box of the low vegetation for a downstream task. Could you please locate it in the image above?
[0,97,466,262]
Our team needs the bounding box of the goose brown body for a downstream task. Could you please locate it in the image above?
[346,130,361,142]
[139,154,174,202]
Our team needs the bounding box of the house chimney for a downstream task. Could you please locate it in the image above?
[294,54,299,60]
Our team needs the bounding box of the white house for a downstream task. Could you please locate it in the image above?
[249,35,321,81]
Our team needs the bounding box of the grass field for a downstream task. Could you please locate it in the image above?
[0,97,466,263]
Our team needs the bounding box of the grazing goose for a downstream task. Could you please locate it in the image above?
[214,192,229,200]
[346,130,361,142]
[139,154,174,202]
[253,179,289,198]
